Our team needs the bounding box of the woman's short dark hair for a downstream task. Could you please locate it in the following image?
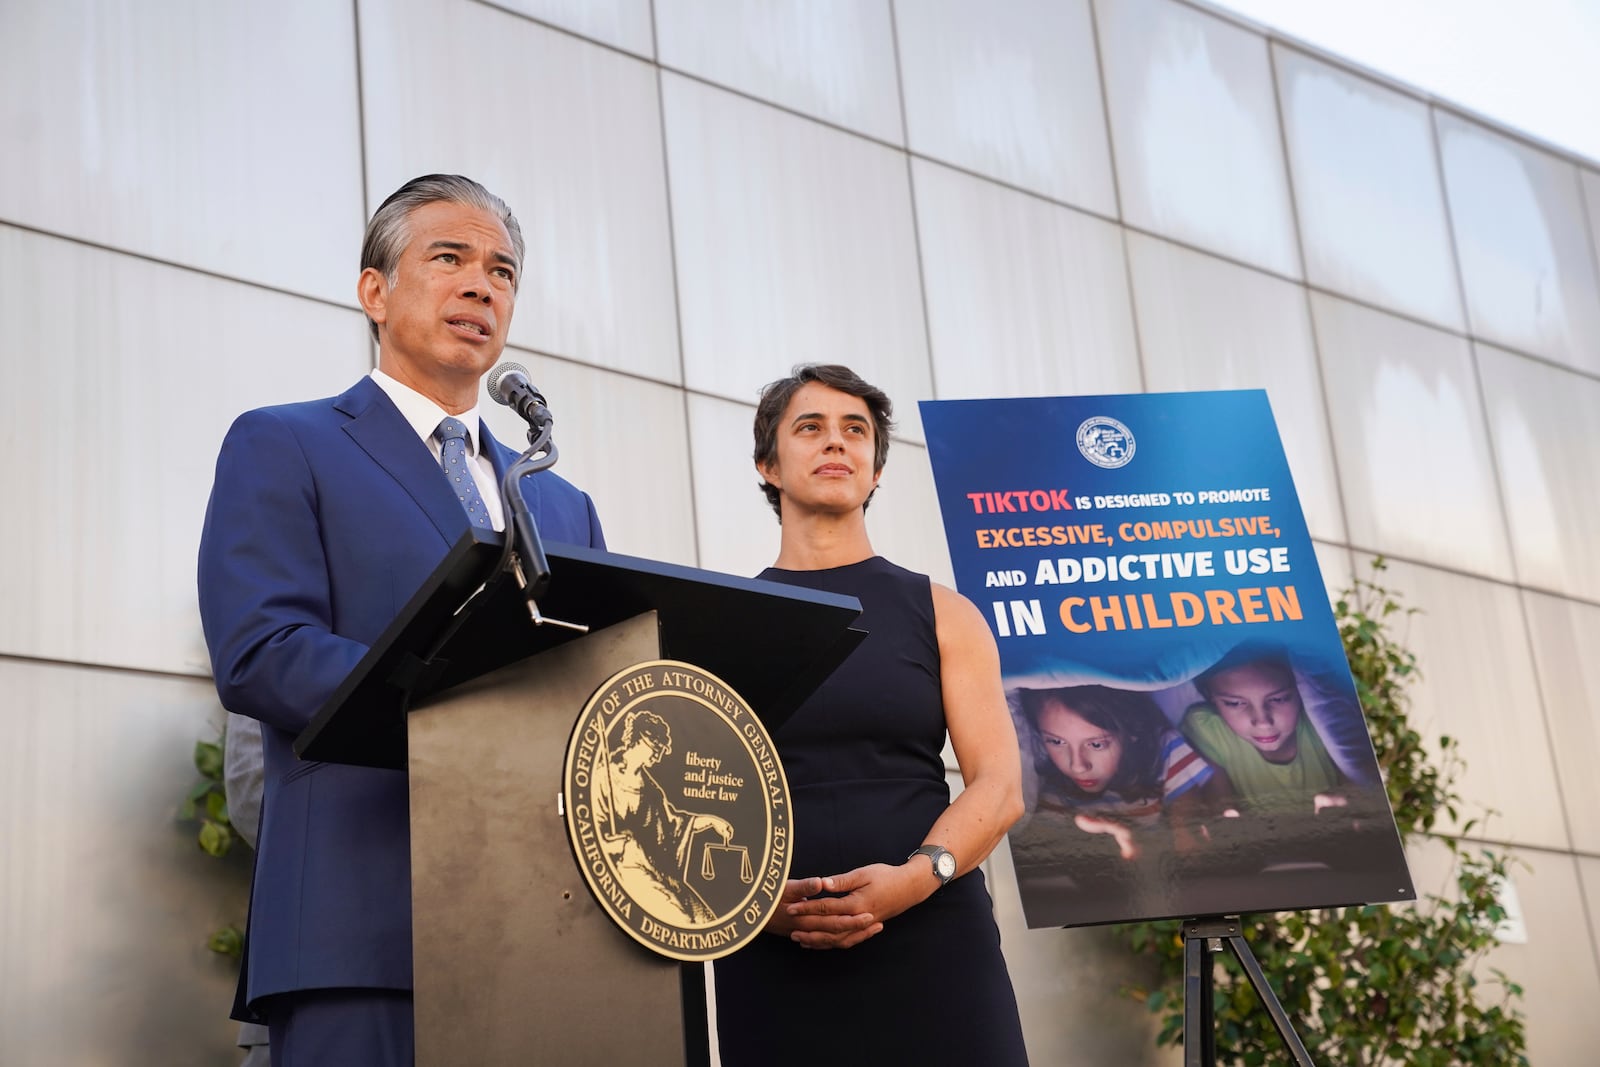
[752,364,895,521]
[1017,685,1169,799]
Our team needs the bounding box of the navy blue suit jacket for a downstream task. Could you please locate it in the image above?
[198,376,604,1013]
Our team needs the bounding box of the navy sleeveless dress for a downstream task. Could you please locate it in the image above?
[713,557,1029,1066]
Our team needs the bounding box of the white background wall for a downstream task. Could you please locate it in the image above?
[2,1,1599,1063]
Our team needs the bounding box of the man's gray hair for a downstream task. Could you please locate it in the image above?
[359,174,526,341]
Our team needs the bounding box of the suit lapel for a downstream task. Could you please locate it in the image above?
[337,377,468,544]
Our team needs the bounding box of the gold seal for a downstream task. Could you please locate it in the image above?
[562,660,793,961]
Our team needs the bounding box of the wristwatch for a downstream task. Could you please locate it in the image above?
[909,844,957,887]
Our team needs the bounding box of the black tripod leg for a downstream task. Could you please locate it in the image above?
[1183,930,1217,1067]
[1226,935,1316,1066]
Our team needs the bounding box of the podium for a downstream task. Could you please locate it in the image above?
[296,530,864,1066]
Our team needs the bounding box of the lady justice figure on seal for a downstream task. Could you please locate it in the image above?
[593,708,736,925]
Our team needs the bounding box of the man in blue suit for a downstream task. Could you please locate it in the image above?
[198,174,605,1065]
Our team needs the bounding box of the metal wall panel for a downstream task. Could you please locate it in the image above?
[663,74,931,439]
[1377,560,1567,850]
[0,659,249,1067]
[914,159,1141,403]
[0,0,364,304]
[1275,46,1464,330]
[655,0,903,143]
[895,0,1117,215]
[1522,591,1600,854]
[481,0,654,56]
[359,0,682,382]
[1477,344,1600,602]
[1095,0,1301,277]
[1312,293,1514,581]
[1128,231,1345,543]
[1483,849,1600,1066]
[0,226,370,675]
[1438,111,1600,373]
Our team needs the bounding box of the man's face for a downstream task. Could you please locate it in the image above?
[362,200,519,393]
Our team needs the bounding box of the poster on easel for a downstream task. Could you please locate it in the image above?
[921,390,1414,928]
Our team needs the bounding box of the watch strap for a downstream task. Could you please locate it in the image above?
[908,844,956,886]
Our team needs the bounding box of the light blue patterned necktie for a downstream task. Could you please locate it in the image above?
[433,416,493,529]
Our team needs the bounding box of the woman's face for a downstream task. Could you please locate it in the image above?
[1207,662,1302,763]
[758,382,881,519]
[1036,700,1123,795]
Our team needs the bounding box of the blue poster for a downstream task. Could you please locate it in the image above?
[922,391,1413,928]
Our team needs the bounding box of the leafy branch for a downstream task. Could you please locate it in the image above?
[178,731,245,958]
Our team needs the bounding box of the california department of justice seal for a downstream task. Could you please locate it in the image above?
[1076,415,1136,469]
[561,660,793,962]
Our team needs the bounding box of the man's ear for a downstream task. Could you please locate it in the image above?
[357,267,389,329]
[757,461,780,493]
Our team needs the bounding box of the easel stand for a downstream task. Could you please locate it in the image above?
[1182,917,1316,1067]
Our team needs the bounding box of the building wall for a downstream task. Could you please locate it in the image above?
[2,0,1598,1063]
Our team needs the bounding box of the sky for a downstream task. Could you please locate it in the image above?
[1211,0,1600,165]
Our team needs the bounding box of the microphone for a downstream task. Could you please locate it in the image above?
[487,362,552,434]
[487,361,555,603]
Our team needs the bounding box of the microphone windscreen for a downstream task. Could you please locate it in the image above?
[487,362,530,406]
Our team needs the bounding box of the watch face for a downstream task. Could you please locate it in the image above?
[935,851,956,880]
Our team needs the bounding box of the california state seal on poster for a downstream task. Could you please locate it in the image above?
[562,660,792,961]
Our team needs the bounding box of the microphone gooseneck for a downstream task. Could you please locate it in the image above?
[486,362,556,603]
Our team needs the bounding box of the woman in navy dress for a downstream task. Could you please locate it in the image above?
[713,364,1030,1066]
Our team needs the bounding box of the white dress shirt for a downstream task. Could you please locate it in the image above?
[370,368,505,531]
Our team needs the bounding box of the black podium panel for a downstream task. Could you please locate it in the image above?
[296,529,864,769]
